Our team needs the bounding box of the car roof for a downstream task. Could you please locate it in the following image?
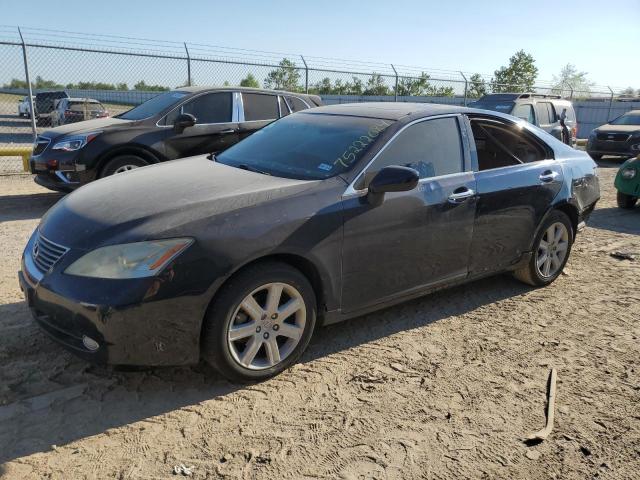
[174,86,312,97]
[304,102,469,120]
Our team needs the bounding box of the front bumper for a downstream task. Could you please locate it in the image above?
[587,137,640,157]
[34,171,81,193]
[18,234,205,366]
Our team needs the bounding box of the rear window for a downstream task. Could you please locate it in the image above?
[286,96,309,112]
[243,93,279,121]
[68,101,104,111]
[472,101,515,114]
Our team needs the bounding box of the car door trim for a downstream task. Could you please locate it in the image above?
[342,113,468,199]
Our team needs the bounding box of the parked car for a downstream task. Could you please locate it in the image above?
[29,86,322,192]
[51,97,109,127]
[17,95,34,117]
[614,154,640,208]
[19,103,600,381]
[34,90,69,126]
[470,93,578,145]
[587,110,640,160]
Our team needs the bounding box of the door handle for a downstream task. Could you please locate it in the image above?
[219,129,236,134]
[448,188,475,204]
[539,170,560,183]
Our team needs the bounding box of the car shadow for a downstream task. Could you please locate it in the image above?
[0,274,529,464]
[0,192,64,222]
[588,206,640,235]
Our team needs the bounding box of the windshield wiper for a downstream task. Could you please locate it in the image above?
[236,164,271,176]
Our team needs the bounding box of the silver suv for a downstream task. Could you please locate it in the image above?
[470,93,577,145]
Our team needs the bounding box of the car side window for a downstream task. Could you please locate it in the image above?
[278,96,290,117]
[355,116,464,190]
[470,118,547,171]
[243,93,279,121]
[512,104,535,124]
[535,102,556,126]
[285,96,309,112]
[165,92,232,125]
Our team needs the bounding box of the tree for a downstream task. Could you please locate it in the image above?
[133,80,169,91]
[551,64,593,96]
[363,73,390,96]
[467,73,487,98]
[264,59,301,91]
[240,73,260,88]
[621,87,637,98]
[3,78,28,89]
[397,73,432,96]
[33,75,63,89]
[492,50,538,92]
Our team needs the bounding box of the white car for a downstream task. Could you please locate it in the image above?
[18,96,34,117]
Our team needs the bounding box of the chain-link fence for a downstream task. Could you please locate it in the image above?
[0,25,636,173]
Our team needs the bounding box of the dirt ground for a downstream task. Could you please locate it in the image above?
[0,163,638,480]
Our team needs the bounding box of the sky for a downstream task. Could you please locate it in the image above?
[1,0,639,90]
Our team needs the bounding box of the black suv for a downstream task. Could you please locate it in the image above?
[587,110,640,160]
[30,87,322,192]
[35,90,69,126]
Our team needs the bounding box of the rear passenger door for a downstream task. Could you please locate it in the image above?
[464,115,563,276]
[162,91,239,159]
[238,92,280,140]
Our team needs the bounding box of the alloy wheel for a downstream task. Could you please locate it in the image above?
[536,222,569,278]
[114,164,139,174]
[227,282,306,370]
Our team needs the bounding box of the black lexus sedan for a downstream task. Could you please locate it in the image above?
[587,110,640,160]
[29,86,321,192]
[19,103,600,382]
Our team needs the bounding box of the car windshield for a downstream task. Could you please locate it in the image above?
[471,101,515,113]
[118,91,189,120]
[610,112,640,125]
[215,113,393,180]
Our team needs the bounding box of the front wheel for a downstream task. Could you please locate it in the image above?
[617,191,638,209]
[201,262,317,382]
[100,155,148,178]
[513,210,573,287]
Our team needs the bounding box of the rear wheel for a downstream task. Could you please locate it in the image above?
[617,191,638,209]
[201,261,317,382]
[100,155,148,178]
[513,210,573,287]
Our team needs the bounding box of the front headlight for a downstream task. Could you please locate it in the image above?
[65,238,193,279]
[52,131,102,152]
[621,167,637,180]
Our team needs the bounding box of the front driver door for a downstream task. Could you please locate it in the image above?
[340,115,477,313]
[163,91,239,159]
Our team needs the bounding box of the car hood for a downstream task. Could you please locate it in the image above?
[41,117,134,140]
[39,157,319,250]
[596,124,640,133]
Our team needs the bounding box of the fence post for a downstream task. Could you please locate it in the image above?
[460,71,468,106]
[18,27,37,143]
[391,64,398,102]
[300,55,308,93]
[183,43,192,86]
[607,86,614,121]
[569,84,574,100]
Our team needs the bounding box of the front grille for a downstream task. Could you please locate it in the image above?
[597,132,630,142]
[32,231,69,273]
[33,136,51,156]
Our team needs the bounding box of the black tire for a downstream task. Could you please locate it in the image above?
[617,191,638,209]
[513,210,574,287]
[588,153,602,161]
[201,261,317,383]
[100,155,148,178]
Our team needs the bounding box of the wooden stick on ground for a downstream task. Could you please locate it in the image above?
[526,368,558,442]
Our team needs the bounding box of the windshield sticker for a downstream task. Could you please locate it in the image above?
[317,163,333,171]
[334,120,391,169]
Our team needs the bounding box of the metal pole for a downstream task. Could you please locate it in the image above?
[391,64,398,102]
[18,27,37,142]
[607,86,614,121]
[184,43,192,86]
[300,55,308,94]
[460,71,468,106]
[569,84,574,100]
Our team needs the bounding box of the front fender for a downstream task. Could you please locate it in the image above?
[615,156,640,196]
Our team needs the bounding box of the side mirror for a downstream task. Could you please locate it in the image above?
[367,165,419,206]
[173,113,196,133]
